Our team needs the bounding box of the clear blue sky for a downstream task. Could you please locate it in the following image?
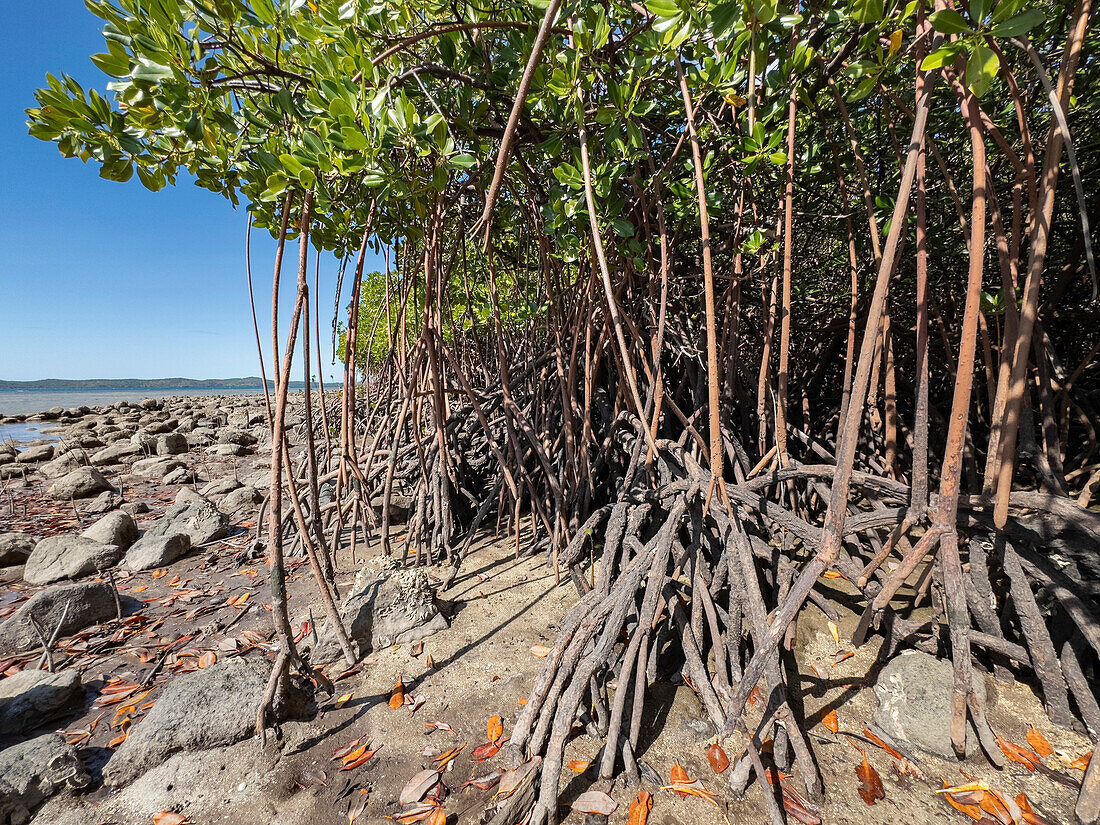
[0,4,383,382]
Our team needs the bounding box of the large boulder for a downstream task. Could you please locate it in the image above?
[0,581,117,655]
[81,511,138,550]
[873,650,987,759]
[0,669,83,735]
[103,657,309,787]
[200,477,243,499]
[38,451,89,480]
[122,533,191,572]
[90,441,144,465]
[131,456,184,479]
[23,535,122,585]
[146,497,228,547]
[82,491,124,515]
[219,486,263,515]
[0,534,35,568]
[15,444,54,464]
[156,433,188,456]
[47,467,112,501]
[312,556,448,664]
[0,734,90,825]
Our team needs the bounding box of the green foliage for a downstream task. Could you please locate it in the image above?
[27,0,1081,374]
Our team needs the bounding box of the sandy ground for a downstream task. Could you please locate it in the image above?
[1,446,1089,825]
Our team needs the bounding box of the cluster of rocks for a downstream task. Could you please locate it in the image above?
[0,395,455,823]
[0,396,276,821]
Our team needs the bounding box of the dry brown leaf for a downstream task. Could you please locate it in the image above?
[1025,727,1053,758]
[495,758,538,800]
[426,806,446,825]
[346,788,370,824]
[821,708,839,733]
[487,715,504,744]
[937,781,986,821]
[669,763,691,799]
[461,769,503,791]
[628,790,653,825]
[400,769,442,805]
[152,814,188,825]
[1016,792,1055,825]
[389,678,406,710]
[1070,751,1093,771]
[425,653,435,669]
[333,735,369,760]
[410,641,424,657]
[530,644,551,658]
[995,734,1041,770]
[469,740,501,762]
[567,760,590,773]
[197,651,216,669]
[827,621,841,646]
[860,725,904,760]
[855,754,885,805]
[706,743,729,773]
[571,790,617,816]
[335,693,352,709]
[434,743,466,769]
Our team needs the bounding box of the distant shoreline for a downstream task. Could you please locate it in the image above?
[0,378,309,391]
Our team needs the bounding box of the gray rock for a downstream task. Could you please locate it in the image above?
[216,427,257,447]
[82,491,123,515]
[206,443,248,457]
[0,581,117,655]
[219,486,263,515]
[370,493,415,523]
[200,477,243,498]
[38,451,89,480]
[0,733,90,824]
[313,556,448,664]
[153,502,228,547]
[156,433,188,455]
[163,467,198,485]
[0,534,35,568]
[23,535,122,585]
[47,468,112,501]
[0,669,83,735]
[90,441,144,465]
[122,533,191,572]
[131,456,184,479]
[872,650,986,760]
[121,501,150,517]
[103,657,309,787]
[15,444,54,464]
[174,487,208,508]
[81,511,138,551]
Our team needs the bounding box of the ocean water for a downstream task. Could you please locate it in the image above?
[0,420,62,446]
[0,387,270,418]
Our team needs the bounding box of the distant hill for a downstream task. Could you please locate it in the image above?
[0,377,309,390]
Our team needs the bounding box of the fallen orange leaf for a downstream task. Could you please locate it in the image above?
[628,789,653,825]
[1025,727,1053,758]
[995,734,1041,770]
[707,743,729,773]
[821,708,839,733]
[567,759,590,773]
[152,814,188,825]
[855,753,884,805]
[530,645,551,657]
[1070,751,1093,771]
[389,678,406,710]
[487,715,504,744]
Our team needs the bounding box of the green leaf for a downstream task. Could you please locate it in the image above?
[966,41,999,97]
[921,42,963,69]
[340,127,369,150]
[989,8,1044,36]
[850,0,884,24]
[928,9,972,33]
[645,0,681,18]
[279,153,306,175]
